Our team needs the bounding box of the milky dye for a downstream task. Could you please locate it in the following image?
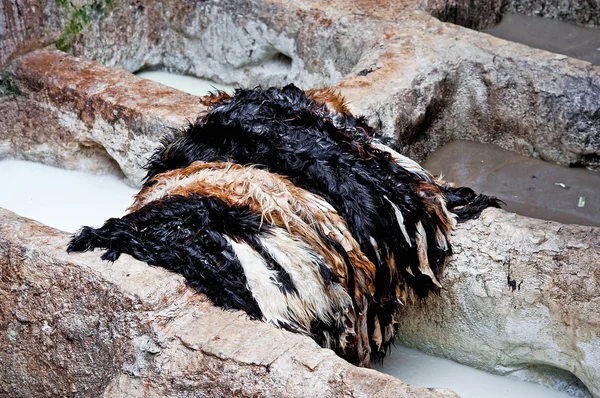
[375,346,577,398]
[136,71,235,96]
[0,159,137,233]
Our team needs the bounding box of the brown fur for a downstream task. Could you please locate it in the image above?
[305,87,351,114]
[199,90,231,107]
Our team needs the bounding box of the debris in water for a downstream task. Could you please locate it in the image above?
[554,182,570,189]
[578,197,586,208]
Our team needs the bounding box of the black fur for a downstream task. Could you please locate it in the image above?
[141,84,502,359]
[142,85,436,356]
[68,194,265,319]
[67,194,356,356]
[442,186,504,222]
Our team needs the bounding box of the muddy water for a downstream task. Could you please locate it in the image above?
[423,140,600,227]
[484,13,600,65]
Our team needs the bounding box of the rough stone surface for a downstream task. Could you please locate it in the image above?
[68,0,600,170]
[418,0,600,29]
[0,208,458,398]
[1,0,600,396]
[0,0,67,67]
[0,49,206,186]
[395,208,600,397]
[417,0,507,29]
[334,12,600,171]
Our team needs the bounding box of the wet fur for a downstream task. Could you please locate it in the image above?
[68,84,502,366]
[132,161,376,364]
[68,194,356,354]
[142,85,444,357]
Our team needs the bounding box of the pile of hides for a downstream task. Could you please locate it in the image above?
[68,84,500,367]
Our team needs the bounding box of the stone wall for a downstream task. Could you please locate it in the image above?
[418,0,600,29]
[1,1,600,169]
[395,209,600,397]
[0,0,67,67]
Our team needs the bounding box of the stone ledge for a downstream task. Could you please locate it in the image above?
[2,0,599,173]
[1,49,206,186]
[63,0,600,169]
[0,208,458,398]
[396,208,600,397]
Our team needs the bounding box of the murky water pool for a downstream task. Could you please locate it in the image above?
[423,140,599,227]
[484,13,600,65]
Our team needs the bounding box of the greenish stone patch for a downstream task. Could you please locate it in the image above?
[55,0,115,52]
[0,72,22,97]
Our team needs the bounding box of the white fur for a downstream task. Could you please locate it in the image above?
[258,228,340,326]
[384,196,412,247]
[415,222,443,288]
[225,236,308,329]
[371,140,434,182]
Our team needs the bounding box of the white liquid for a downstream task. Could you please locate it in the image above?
[136,71,235,96]
[375,346,575,398]
[0,73,232,233]
[0,160,137,233]
[0,157,578,397]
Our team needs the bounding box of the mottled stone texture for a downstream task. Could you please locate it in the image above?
[0,237,139,397]
[2,1,599,170]
[0,0,66,67]
[0,209,458,398]
[395,209,600,397]
[68,0,600,170]
[417,0,508,29]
